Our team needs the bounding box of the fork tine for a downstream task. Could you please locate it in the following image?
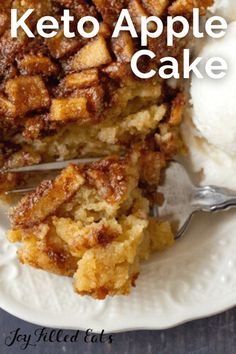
[4,157,100,173]
[4,157,101,195]
[5,187,36,195]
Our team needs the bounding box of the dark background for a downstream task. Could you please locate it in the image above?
[1,308,236,354]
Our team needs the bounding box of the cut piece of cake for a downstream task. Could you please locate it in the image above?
[8,149,174,299]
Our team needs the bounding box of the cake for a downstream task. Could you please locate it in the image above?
[0,0,213,298]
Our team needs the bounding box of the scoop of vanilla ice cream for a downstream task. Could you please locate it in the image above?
[182,114,236,189]
[191,21,236,156]
[210,0,236,22]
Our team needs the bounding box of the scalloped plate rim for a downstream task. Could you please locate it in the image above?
[1,295,236,332]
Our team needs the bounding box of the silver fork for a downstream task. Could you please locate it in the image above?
[4,159,236,239]
[157,161,236,239]
[4,158,99,194]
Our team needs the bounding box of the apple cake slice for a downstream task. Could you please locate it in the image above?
[8,149,174,298]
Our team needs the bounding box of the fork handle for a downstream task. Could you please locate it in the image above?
[192,185,236,212]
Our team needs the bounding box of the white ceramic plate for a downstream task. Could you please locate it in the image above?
[1,1,236,332]
[1,193,236,331]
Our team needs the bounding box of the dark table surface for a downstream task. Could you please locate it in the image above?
[1,308,236,354]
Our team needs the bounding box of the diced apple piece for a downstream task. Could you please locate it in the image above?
[112,32,136,62]
[50,97,89,121]
[46,29,82,59]
[63,69,99,90]
[71,36,112,71]
[5,76,50,116]
[141,0,169,16]
[102,62,131,80]
[128,0,148,31]
[168,0,214,16]
[18,55,58,76]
